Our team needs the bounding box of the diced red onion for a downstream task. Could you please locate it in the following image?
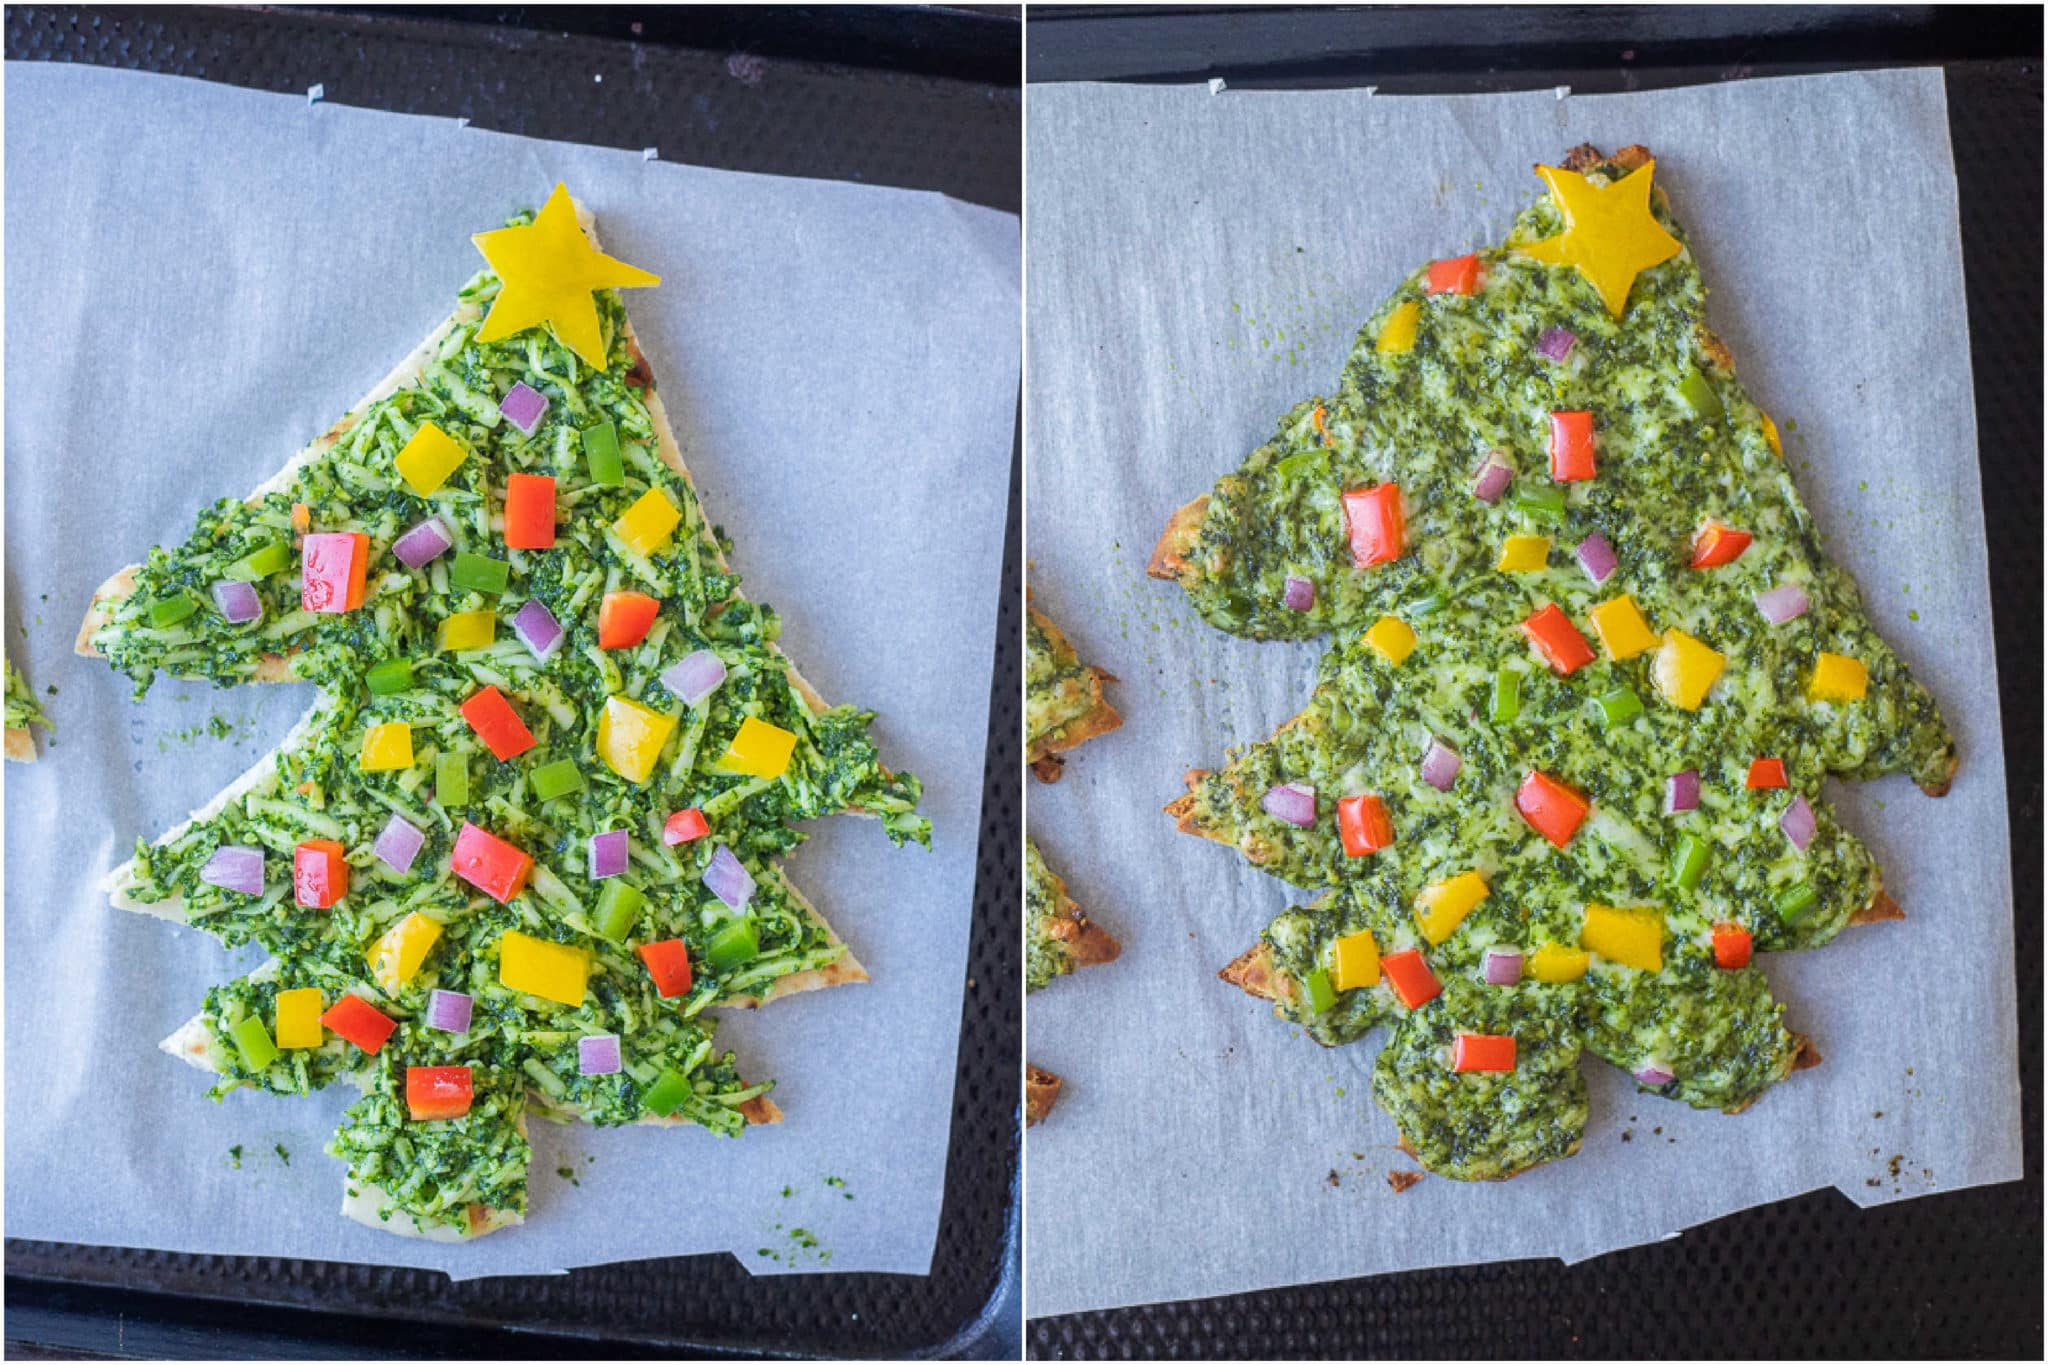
[579,1033,622,1076]
[1780,793,1816,852]
[1536,326,1577,363]
[200,845,265,896]
[212,580,264,625]
[1419,738,1462,791]
[662,650,727,706]
[499,381,550,436]
[1471,451,1514,504]
[1755,582,1811,625]
[372,814,426,876]
[393,516,454,569]
[589,829,630,879]
[703,842,755,910]
[1283,576,1315,611]
[1575,533,1618,585]
[1634,1065,1675,1087]
[424,989,472,1034]
[511,598,564,662]
[1665,770,1700,814]
[1260,782,1317,828]
[1483,947,1523,986]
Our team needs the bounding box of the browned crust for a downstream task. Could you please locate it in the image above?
[1218,942,1283,1004]
[1917,749,1959,798]
[1025,608,1124,770]
[1164,770,1232,847]
[1030,755,1065,783]
[1037,846,1122,972]
[1560,142,1654,175]
[739,1095,784,1126]
[1387,1170,1425,1194]
[4,726,36,763]
[1147,495,1209,583]
[1849,888,1905,926]
[1025,1064,1064,1126]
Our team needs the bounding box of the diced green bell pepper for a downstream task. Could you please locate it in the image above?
[365,659,415,695]
[1512,485,1566,520]
[642,1067,691,1118]
[449,551,510,596]
[1670,833,1710,891]
[1594,687,1643,728]
[592,880,646,943]
[435,752,470,807]
[530,758,585,802]
[1775,882,1818,923]
[1678,366,1725,421]
[1300,966,1336,1016]
[1490,666,1523,724]
[1274,450,1322,481]
[703,919,761,972]
[231,1015,278,1072]
[150,594,198,628]
[225,543,292,581]
[581,420,624,486]
[1406,590,1448,617]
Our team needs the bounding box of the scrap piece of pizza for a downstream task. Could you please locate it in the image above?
[1025,602,1121,781]
[1026,837,1120,992]
[1153,147,1955,1180]
[5,656,49,762]
[77,187,926,1238]
[1025,1063,1065,1126]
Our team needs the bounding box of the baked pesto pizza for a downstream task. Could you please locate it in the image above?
[77,187,927,1238]
[1025,602,1121,781]
[1150,146,1955,1181]
[5,655,49,762]
[1026,837,1120,993]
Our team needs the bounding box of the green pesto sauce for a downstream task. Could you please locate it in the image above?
[5,657,49,733]
[1173,158,1955,1178]
[103,212,928,1233]
[1025,607,1108,758]
[1025,838,1082,993]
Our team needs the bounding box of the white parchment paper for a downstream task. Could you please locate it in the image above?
[3,62,1017,1279]
[1023,69,2019,1318]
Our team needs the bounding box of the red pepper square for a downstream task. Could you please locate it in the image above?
[1342,484,1405,569]
[405,1065,475,1121]
[301,532,369,614]
[1426,254,1483,296]
[293,838,349,908]
[638,938,695,998]
[459,685,538,762]
[319,993,397,1054]
[1337,793,1394,857]
[1521,603,1596,675]
[663,808,710,846]
[1381,949,1442,1010]
[1549,410,1596,482]
[1451,1033,1517,1073]
[450,821,534,904]
[1746,757,1788,789]
[1516,770,1591,849]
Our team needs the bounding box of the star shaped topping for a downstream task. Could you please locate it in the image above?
[472,183,660,367]
[1516,161,1682,318]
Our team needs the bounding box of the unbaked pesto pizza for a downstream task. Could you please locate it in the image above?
[1026,837,1120,993]
[1026,602,1121,781]
[78,186,927,1238]
[1150,145,1955,1181]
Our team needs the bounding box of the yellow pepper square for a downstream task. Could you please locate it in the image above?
[1652,629,1725,711]
[274,987,324,1050]
[1331,930,1380,992]
[1588,594,1658,661]
[1496,535,1551,573]
[368,911,444,994]
[359,721,414,772]
[499,930,590,1007]
[1526,943,1590,983]
[596,694,679,785]
[1413,871,1489,946]
[1809,652,1869,702]
[1375,300,1420,354]
[1363,616,1417,666]
[439,609,497,652]
[1760,412,1782,458]
[719,716,799,780]
[613,487,682,557]
[1579,904,1664,973]
[395,421,469,497]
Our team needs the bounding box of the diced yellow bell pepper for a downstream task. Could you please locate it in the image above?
[1809,652,1869,702]
[499,929,589,1007]
[1588,594,1658,661]
[274,987,325,1050]
[439,609,497,653]
[395,421,469,497]
[1652,629,1726,711]
[359,721,414,772]
[718,716,799,780]
[1363,616,1417,666]
[1496,535,1551,573]
[368,912,444,994]
[1579,904,1664,973]
[1376,300,1420,354]
[1413,871,1489,946]
[1526,943,1590,983]
[1760,412,1782,458]
[1331,929,1381,991]
[613,487,682,557]
[596,694,679,785]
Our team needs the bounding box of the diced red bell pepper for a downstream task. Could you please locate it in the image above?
[1381,949,1442,1010]
[1516,770,1591,849]
[293,838,349,908]
[405,1065,474,1121]
[1746,757,1788,789]
[318,993,397,1054]
[1712,922,1754,970]
[301,531,369,614]
[598,591,660,649]
[637,938,694,998]
[450,821,534,904]
[459,685,537,762]
[1451,1033,1517,1073]
[1427,254,1482,296]
[1342,484,1405,569]
[1690,521,1753,569]
[1549,411,1596,482]
[1336,793,1394,857]
[662,808,709,846]
[1521,603,1596,675]
[503,473,557,550]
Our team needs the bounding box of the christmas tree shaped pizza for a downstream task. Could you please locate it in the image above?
[78,186,928,1237]
[1150,146,1955,1180]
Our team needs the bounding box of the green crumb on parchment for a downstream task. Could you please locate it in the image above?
[227,1145,243,1169]
[273,1143,291,1165]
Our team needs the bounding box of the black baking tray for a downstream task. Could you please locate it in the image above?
[3,4,1021,1359]
[1026,5,2041,1359]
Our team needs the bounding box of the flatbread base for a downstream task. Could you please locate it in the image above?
[1025,1064,1064,1126]
[4,726,35,762]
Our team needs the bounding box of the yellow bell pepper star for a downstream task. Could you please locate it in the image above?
[1516,162,1682,318]
[472,183,661,369]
